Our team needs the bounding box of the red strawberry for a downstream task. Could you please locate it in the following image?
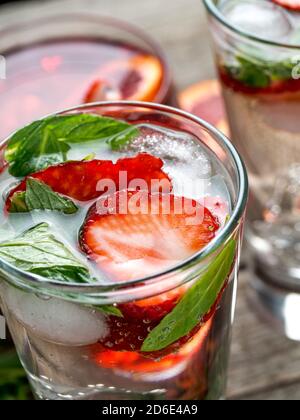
[80,190,219,281]
[204,196,229,227]
[6,153,172,210]
[220,66,300,97]
[79,190,219,356]
[272,0,300,11]
[92,317,212,365]
[91,318,212,375]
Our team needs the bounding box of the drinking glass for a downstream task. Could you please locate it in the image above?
[0,102,248,400]
[204,0,300,340]
[0,13,175,141]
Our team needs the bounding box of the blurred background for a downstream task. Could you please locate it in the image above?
[0,0,215,89]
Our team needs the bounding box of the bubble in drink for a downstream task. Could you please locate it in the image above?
[221,0,293,41]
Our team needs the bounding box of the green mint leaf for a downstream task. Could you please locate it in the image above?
[5,119,70,178]
[0,223,93,284]
[92,305,123,318]
[15,178,78,215]
[227,56,270,89]
[108,126,140,151]
[5,114,139,177]
[82,153,96,161]
[236,56,270,88]
[55,114,139,147]
[9,178,78,214]
[225,54,295,89]
[9,192,28,213]
[141,239,236,352]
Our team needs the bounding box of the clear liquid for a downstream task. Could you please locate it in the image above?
[0,121,236,400]
[0,123,232,283]
[0,276,236,400]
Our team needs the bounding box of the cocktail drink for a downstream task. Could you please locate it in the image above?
[0,102,247,400]
[204,0,300,337]
[0,15,174,141]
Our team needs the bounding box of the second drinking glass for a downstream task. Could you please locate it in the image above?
[204,0,300,339]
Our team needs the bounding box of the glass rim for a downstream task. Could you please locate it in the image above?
[0,101,248,294]
[203,0,300,49]
[0,12,172,104]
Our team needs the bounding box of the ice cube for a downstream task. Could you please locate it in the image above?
[123,124,212,198]
[290,27,300,45]
[221,0,293,41]
[1,283,109,346]
[124,125,210,170]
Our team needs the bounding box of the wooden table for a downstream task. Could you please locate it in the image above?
[1,0,300,401]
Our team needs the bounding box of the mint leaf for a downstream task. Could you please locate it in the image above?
[0,223,93,283]
[9,192,28,213]
[141,239,236,352]
[55,114,139,147]
[8,178,78,215]
[93,305,123,318]
[225,55,295,89]
[9,178,78,214]
[5,119,70,178]
[5,114,139,177]
[234,56,270,88]
[108,126,140,151]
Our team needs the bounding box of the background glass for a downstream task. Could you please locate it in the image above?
[0,13,175,140]
[204,0,300,340]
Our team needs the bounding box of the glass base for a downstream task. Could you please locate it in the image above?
[248,266,300,342]
[28,373,168,400]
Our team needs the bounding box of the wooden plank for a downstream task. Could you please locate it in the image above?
[228,270,300,399]
[236,381,300,401]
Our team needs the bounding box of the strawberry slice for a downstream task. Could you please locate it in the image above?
[92,318,212,370]
[6,153,172,210]
[80,190,219,281]
[91,281,214,358]
[80,190,219,357]
[272,0,300,11]
[91,288,214,359]
[204,196,229,227]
